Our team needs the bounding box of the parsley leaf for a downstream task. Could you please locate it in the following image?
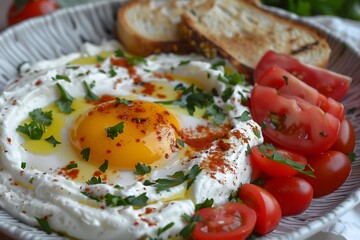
[21,162,26,169]
[211,60,225,69]
[16,121,45,140]
[127,56,147,66]
[29,108,53,126]
[177,138,185,148]
[348,152,356,163]
[195,198,214,211]
[204,105,226,126]
[96,55,105,63]
[178,60,191,66]
[134,163,152,175]
[86,176,103,185]
[115,97,131,106]
[83,81,99,101]
[258,144,314,176]
[180,214,203,239]
[99,160,108,173]
[115,49,126,58]
[53,74,71,82]
[235,111,251,122]
[35,217,52,234]
[81,148,90,161]
[105,122,124,139]
[45,135,61,147]
[218,73,245,86]
[153,164,202,192]
[67,163,78,170]
[157,222,175,237]
[222,87,234,102]
[105,192,148,207]
[55,83,74,114]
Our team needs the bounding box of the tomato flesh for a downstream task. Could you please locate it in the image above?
[254,51,351,100]
[331,118,356,155]
[238,183,281,235]
[7,0,59,26]
[256,65,344,121]
[263,177,313,216]
[298,151,351,197]
[251,85,340,155]
[250,145,307,178]
[192,202,256,240]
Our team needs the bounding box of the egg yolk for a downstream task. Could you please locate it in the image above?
[69,100,180,170]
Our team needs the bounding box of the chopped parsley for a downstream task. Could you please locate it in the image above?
[235,111,251,122]
[217,73,245,86]
[195,198,214,211]
[155,222,175,238]
[133,163,152,175]
[203,105,226,126]
[221,87,234,102]
[21,162,26,169]
[96,55,105,63]
[115,97,131,106]
[83,81,99,101]
[178,60,191,66]
[348,152,356,163]
[258,144,314,176]
[55,83,74,114]
[16,121,45,140]
[177,138,185,148]
[109,67,117,77]
[147,164,202,192]
[67,163,78,170]
[29,108,53,126]
[127,56,147,66]
[99,160,108,173]
[283,75,289,85]
[80,148,90,161]
[211,60,226,69]
[86,176,103,185]
[105,192,148,207]
[245,144,251,155]
[115,49,126,58]
[180,214,203,239]
[105,122,124,139]
[35,217,53,234]
[45,135,61,147]
[53,74,71,82]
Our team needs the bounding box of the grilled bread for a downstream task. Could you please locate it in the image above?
[180,0,331,76]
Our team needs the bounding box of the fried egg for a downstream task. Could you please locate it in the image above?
[0,41,263,240]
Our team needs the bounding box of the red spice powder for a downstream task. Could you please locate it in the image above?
[141,83,156,95]
[34,80,43,86]
[153,72,174,81]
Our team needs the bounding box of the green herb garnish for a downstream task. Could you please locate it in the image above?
[180,214,203,239]
[81,148,90,161]
[134,163,152,175]
[105,192,148,207]
[53,74,71,82]
[45,135,61,147]
[99,160,108,173]
[83,81,99,101]
[55,83,74,114]
[86,176,103,185]
[195,198,214,211]
[29,108,52,126]
[16,121,45,140]
[35,217,52,234]
[105,122,124,139]
[235,111,251,122]
[67,163,78,170]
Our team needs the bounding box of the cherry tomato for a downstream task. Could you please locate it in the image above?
[251,85,340,155]
[256,65,344,121]
[238,183,281,235]
[254,50,351,101]
[250,145,307,178]
[192,202,256,240]
[7,0,59,26]
[331,118,356,155]
[298,151,351,197]
[263,177,313,216]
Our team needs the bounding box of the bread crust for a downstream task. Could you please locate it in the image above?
[180,0,331,75]
[116,0,193,56]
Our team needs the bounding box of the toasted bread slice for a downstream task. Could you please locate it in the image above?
[180,0,331,76]
[116,0,194,56]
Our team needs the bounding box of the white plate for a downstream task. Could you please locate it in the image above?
[0,1,359,239]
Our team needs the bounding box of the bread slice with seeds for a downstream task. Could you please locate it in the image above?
[116,0,194,56]
[180,0,331,77]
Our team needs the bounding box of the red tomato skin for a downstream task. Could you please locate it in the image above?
[250,146,307,178]
[256,65,344,121]
[331,118,356,155]
[7,0,59,26]
[251,85,340,155]
[238,184,281,235]
[254,51,351,101]
[192,202,256,240]
[263,177,313,216]
[298,151,351,198]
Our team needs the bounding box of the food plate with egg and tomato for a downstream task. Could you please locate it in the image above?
[0,1,359,240]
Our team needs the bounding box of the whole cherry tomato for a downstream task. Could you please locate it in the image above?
[192,202,256,240]
[7,0,59,26]
[298,150,351,197]
[238,183,281,235]
[263,177,313,216]
[331,118,356,155]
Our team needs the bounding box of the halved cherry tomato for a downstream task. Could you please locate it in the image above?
[238,183,281,235]
[7,0,59,26]
[192,202,256,240]
[331,118,356,155]
[251,85,340,155]
[263,177,313,216]
[256,65,344,121]
[250,145,307,178]
[298,151,351,198]
[254,51,352,101]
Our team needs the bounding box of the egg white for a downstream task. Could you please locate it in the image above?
[0,41,263,240]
